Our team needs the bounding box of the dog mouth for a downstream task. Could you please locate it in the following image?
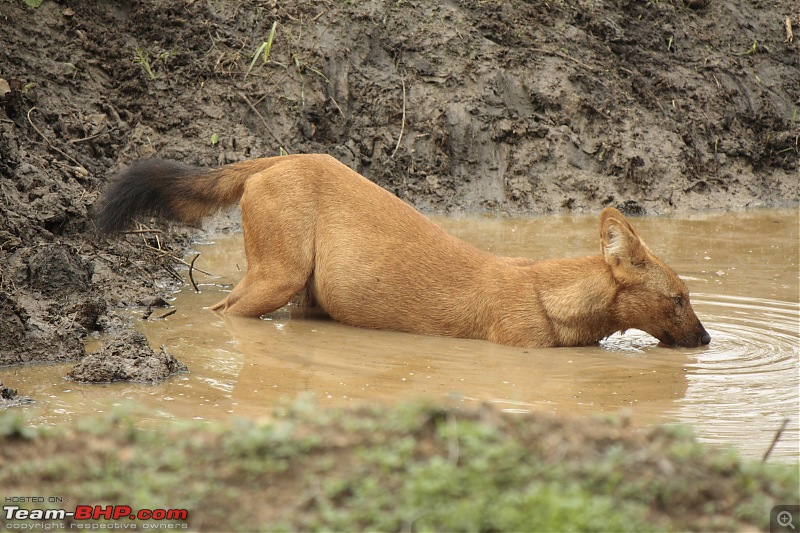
[658,331,677,347]
[657,330,712,348]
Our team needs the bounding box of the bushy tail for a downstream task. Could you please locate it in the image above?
[95,158,279,235]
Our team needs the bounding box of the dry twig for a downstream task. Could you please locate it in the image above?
[531,48,595,72]
[762,418,789,462]
[139,241,217,277]
[120,229,164,235]
[237,91,289,153]
[391,78,406,159]
[68,127,114,144]
[26,107,84,167]
[156,309,177,320]
[188,253,201,292]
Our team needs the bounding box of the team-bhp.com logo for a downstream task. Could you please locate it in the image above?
[4,504,189,529]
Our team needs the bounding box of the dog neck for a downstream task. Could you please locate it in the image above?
[489,255,622,347]
[542,255,622,346]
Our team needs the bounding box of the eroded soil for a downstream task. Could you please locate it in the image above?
[0,0,798,387]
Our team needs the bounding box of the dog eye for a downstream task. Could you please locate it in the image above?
[673,296,683,307]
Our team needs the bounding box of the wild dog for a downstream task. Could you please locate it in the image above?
[96,154,711,348]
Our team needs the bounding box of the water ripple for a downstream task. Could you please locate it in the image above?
[674,294,799,460]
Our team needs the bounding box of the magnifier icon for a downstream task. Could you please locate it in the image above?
[778,511,796,530]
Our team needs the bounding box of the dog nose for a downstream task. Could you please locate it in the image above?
[700,331,711,345]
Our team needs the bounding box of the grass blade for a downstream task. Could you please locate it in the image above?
[244,21,278,81]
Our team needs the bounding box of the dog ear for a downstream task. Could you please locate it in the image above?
[600,209,650,275]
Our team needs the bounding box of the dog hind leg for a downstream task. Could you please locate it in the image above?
[208,170,316,317]
[209,270,307,316]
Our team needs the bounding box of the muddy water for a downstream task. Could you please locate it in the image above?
[4,210,798,461]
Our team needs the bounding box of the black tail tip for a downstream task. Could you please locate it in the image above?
[93,159,196,236]
[93,182,138,236]
[92,202,126,236]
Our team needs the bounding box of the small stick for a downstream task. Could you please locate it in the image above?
[531,47,595,72]
[139,242,216,277]
[311,9,327,22]
[236,91,289,153]
[156,309,177,320]
[164,265,185,284]
[391,77,406,159]
[26,107,83,167]
[785,17,794,43]
[762,418,789,462]
[67,127,114,144]
[119,229,163,235]
[188,253,201,292]
[329,96,345,118]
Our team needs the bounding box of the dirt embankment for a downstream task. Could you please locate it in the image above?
[0,0,798,383]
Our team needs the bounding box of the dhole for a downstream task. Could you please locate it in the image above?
[97,154,711,348]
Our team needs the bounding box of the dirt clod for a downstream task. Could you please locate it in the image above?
[0,379,34,409]
[67,331,187,384]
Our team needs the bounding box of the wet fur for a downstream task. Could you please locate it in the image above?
[97,154,710,348]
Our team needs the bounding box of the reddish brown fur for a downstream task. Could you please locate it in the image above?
[101,154,711,348]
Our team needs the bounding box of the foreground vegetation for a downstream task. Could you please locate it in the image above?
[1,401,797,531]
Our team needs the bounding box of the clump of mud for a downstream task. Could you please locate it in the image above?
[67,331,187,384]
[0,379,34,409]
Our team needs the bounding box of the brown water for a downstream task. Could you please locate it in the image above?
[4,210,798,461]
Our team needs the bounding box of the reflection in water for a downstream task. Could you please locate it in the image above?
[3,210,798,461]
[220,312,692,417]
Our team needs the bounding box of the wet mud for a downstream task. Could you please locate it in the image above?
[67,330,187,383]
[0,1,798,391]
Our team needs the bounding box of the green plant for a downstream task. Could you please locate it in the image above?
[132,47,157,79]
[735,40,758,56]
[23,0,43,8]
[244,20,278,81]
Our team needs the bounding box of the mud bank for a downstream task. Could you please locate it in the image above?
[0,0,797,376]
